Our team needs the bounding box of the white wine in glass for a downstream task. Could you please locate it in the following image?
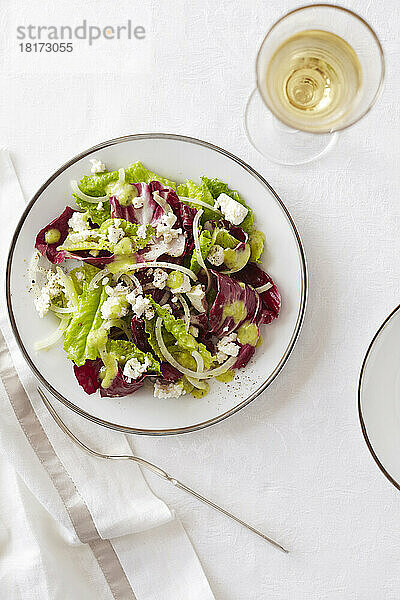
[245,5,384,165]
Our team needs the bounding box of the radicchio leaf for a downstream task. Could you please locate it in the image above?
[35,206,116,267]
[218,219,249,251]
[160,363,181,383]
[35,207,76,264]
[208,271,262,336]
[232,263,281,324]
[73,359,102,394]
[131,316,153,354]
[100,364,148,397]
[233,344,256,369]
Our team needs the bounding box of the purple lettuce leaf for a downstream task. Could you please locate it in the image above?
[208,271,262,336]
[35,206,77,264]
[161,187,197,253]
[131,316,153,353]
[35,205,116,267]
[73,359,102,394]
[160,363,181,382]
[233,344,256,369]
[100,364,148,397]
[110,182,165,226]
[232,263,281,324]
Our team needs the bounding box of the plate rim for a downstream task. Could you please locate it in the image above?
[6,132,308,435]
[358,302,400,491]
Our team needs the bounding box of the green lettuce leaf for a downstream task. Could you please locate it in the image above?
[107,340,161,373]
[201,177,254,233]
[180,179,219,222]
[69,264,100,295]
[144,319,163,361]
[63,279,107,366]
[74,161,176,223]
[215,228,240,249]
[147,297,213,369]
[58,218,154,254]
[75,200,111,226]
[249,230,265,262]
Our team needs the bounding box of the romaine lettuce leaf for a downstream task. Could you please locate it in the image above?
[147,297,213,369]
[63,281,107,366]
[107,340,160,374]
[75,200,111,226]
[249,230,265,262]
[179,180,218,222]
[58,218,154,255]
[201,177,254,233]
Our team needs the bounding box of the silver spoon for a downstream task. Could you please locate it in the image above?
[37,387,288,554]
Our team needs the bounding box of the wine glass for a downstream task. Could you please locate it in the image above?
[244,4,385,165]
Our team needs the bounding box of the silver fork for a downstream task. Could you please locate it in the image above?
[37,387,288,554]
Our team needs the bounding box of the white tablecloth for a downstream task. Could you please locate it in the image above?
[1,0,400,598]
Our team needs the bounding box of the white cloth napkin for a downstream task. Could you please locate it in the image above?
[0,149,214,600]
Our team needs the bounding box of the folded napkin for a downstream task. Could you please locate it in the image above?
[0,150,214,600]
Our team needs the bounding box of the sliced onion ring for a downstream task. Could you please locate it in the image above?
[178,196,222,215]
[255,282,273,293]
[70,180,109,203]
[193,209,211,292]
[89,261,197,290]
[153,191,172,213]
[155,318,236,379]
[192,350,204,372]
[34,315,71,351]
[186,376,208,390]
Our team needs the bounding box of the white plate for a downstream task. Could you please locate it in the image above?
[359,305,400,490]
[6,134,307,435]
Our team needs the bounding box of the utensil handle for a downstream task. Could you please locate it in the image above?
[164,475,288,553]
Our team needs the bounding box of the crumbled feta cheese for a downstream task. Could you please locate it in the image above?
[155,212,182,244]
[171,296,178,303]
[153,380,185,399]
[207,244,225,266]
[186,284,206,313]
[100,296,129,320]
[33,270,63,318]
[174,273,191,294]
[89,158,106,174]
[102,277,109,285]
[189,325,199,337]
[216,350,228,364]
[136,224,147,239]
[216,332,240,363]
[107,221,125,244]
[215,193,248,226]
[127,293,154,320]
[68,211,89,233]
[132,196,144,209]
[123,356,150,382]
[96,201,104,211]
[153,268,168,290]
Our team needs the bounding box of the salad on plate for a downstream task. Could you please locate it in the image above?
[30,159,281,399]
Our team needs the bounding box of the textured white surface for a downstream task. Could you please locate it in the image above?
[1,0,400,598]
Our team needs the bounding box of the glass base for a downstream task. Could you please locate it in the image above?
[244,89,338,166]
